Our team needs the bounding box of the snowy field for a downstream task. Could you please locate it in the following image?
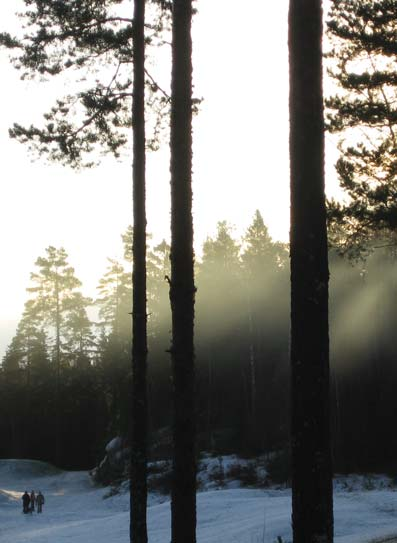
[1,458,397,543]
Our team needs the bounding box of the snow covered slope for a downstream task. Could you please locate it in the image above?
[1,458,397,543]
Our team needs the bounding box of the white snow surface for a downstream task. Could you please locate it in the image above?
[1,457,397,543]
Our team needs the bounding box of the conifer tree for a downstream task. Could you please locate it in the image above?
[198,222,242,335]
[289,1,333,542]
[146,239,171,336]
[1,5,168,534]
[3,299,50,382]
[121,226,171,337]
[241,211,287,448]
[0,0,169,167]
[63,292,96,368]
[28,247,86,370]
[326,0,397,252]
[242,211,287,274]
[27,246,90,465]
[97,259,132,340]
[201,221,241,276]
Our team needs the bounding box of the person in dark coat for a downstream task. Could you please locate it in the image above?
[36,491,45,514]
[30,490,36,512]
[22,491,30,513]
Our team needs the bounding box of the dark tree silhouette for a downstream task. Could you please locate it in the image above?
[130,0,148,542]
[289,1,333,542]
[0,1,169,536]
[169,0,196,541]
[28,247,87,466]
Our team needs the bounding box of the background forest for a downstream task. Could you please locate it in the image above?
[1,209,395,475]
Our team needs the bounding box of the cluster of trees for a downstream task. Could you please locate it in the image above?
[3,0,397,542]
[3,214,397,474]
[0,212,290,465]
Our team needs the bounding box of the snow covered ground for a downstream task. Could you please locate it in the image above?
[1,457,397,543]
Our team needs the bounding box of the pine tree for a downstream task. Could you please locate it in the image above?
[1,4,168,531]
[27,246,90,465]
[289,1,333,541]
[169,0,196,540]
[63,292,96,368]
[326,0,397,252]
[0,0,170,167]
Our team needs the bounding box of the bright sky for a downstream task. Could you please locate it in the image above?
[0,0,338,358]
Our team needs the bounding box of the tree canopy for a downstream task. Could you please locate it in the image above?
[0,0,170,167]
[326,0,397,253]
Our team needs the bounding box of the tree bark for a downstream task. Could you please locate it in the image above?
[130,0,148,541]
[170,1,196,542]
[289,1,333,542]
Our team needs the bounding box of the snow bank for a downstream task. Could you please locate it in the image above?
[0,459,61,482]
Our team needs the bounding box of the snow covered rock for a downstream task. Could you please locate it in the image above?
[90,437,129,485]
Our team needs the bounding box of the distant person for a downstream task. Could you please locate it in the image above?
[36,491,45,514]
[30,490,36,512]
[22,491,30,514]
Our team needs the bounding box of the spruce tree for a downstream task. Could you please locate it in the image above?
[289,1,333,541]
[241,211,287,450]
[3,299,50,382]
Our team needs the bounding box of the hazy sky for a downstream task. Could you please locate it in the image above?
[0,0,337,357]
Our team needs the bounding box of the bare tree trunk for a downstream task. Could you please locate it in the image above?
[289,1,333,542]
[130,0,148,541]
[248,306,256,424]
[169,0,196,541]
[55,275,62,467]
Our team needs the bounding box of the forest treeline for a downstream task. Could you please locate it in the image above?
[0,209,395,474]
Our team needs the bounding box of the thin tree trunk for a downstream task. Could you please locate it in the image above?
[170,0,196,541]
[248,305,256,424]
[207,347,214,451]
[55,274,62,467]
[289,1,333,542]
[130,0,148,541]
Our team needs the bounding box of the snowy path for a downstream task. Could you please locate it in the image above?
[1,460,397,543]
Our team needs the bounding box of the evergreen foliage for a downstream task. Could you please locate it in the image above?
[27,246,92,368]
[1,219,397,474]
[326,0,397,253]
[0,0,170,167]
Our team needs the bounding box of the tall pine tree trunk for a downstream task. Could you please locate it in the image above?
[130,0,148,541]
[170,0,196,541]
[288,1,333,542]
